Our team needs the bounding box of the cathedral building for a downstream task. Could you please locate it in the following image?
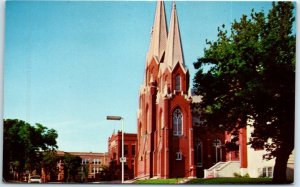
[135,0,230,179]
[136,1,196,179]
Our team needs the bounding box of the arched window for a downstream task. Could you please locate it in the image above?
[213,139,222,163]
[173,108,183,136]
[175,75,181,91]
[195,138,203,167]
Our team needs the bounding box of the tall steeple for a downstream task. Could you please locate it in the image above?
[147,1,168,64]
[165,2,185,69]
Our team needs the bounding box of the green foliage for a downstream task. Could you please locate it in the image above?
[63,153,82,182]
[233,172,250,178]
[79,163,89,182]
[97,166,111,181]
[134,178,183,184]
[187,177,273,184]
[135,177,273,184]
[42,150,60,182]
[233,172,241,177]
[193,2,295,183]
[3,119,58,181]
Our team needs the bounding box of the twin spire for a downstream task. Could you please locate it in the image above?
[148,1,168,63]
[147,1,185,70]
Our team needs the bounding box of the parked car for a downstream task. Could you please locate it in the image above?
[28,175,42,183]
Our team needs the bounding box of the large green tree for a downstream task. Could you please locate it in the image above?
[62,153,82,182]
[41,150,60,182]
[3,119,58,181]
[193,2,295,183]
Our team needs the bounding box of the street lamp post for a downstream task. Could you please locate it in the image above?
[107,116,124,183]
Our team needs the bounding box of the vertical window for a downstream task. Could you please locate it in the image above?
[173,108,183,136]
[261,167,273,178]
[146,107,149,134]
[132,145,136,155]
[175,75,181,91]
[267,167,273,177]
[213,139,222,163]
[124,145,128,156]
[195,138,203,167]
[176,152,182,160]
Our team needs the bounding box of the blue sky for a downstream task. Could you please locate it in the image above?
[4,1,280,153]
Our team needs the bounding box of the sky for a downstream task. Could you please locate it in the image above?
[3,1,283,153]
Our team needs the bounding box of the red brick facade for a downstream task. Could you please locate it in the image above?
[225,128,248,169]
[136,1,195,179]
[108,131,137,179]
[45,151,109,182]
[135,1,230,179]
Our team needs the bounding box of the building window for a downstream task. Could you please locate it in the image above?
[132,145,136,155]
[173,108,183,136]
[124,145,129,156]
[81,159,85,165]
[176,152,182,160]
[195,138,203,167]
[175,75,181,91]
[213,139,222,163]
[259,167,273,178]
[145,106,149,134]
[83,158,89,164]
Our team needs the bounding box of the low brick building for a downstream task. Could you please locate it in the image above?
[108,131,137,180]
[55,151,109,182]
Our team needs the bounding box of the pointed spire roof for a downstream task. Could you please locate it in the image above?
[165,2,185,69]
[147,1,168,64]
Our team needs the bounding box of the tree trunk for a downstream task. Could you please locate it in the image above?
[272,143,293,183]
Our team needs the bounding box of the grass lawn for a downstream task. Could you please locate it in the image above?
[134,177,273,184]
[187,177,273,184]
[134,178,183,184]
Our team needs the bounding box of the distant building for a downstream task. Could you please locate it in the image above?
[108,131,137,180]
[55,151,109,182]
